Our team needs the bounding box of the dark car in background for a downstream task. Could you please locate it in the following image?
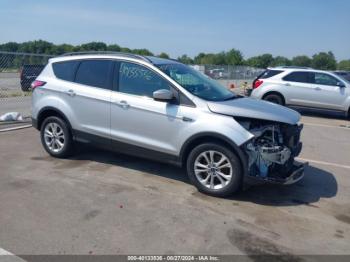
[20,64,45,91]
[333,71,350,82]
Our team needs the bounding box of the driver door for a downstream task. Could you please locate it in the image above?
[110,61,191,156]
[308,72,348,110]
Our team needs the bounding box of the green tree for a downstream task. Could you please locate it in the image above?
[337,60,350,71]
[107,44,121,52]
[225,48,244,65]
[177,54,194,64]
[271,56,291,67]
[51,44,74,55]
[17,40,53,54]
[158,52,170,59]
[0,42,20,52]
[193,53,206,64]
[246,54,274,68]
[194,52,227,65]
[79,42,107,51]
[132,49,153,56]
[120,47,131,53]
[291,55,312,67]
[311,51,337,70]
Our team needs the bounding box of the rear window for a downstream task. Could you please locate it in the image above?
[52,61,79,82]
[283,72,311,83]
[75,60,113,89]
[260,70,284,79]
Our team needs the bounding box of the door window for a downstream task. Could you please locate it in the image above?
[314,73,339,86]
[52,61,79,82]
[282,72,312,83]
[117,62,170,97]
[75,60,113,89]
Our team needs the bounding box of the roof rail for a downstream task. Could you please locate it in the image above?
[275,66,313,69]
[59,51,152,63]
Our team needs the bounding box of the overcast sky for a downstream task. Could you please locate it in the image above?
[1,0,349,60]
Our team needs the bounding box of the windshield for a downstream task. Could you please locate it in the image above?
[336,74,350,84]
[156,63,236,101]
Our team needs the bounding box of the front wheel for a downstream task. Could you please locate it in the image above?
[186,143,242,197]
[40,116,74,158]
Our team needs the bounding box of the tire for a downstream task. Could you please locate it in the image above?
[263,93,283,105]
[40,116,74,158]
[186,143,242,197]
[21,84,29,92]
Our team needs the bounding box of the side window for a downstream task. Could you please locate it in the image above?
[117,62,170,97]
[260,70,284,79]
[282,72,311,83]
[52,61,79,81]
[314,73,339,86]
[75,60,113,89]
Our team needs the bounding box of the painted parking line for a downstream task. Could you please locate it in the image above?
[0,247,26,261]
[0,124,32,133]
[297,157,350,170]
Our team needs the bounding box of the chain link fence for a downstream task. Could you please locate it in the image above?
[0,51,263,125]
[0,51,52,122]
[192,64,264,94]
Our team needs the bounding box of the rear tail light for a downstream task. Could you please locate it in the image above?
[253,79,263,89]
[31,80,46,90]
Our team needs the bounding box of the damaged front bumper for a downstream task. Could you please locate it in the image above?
[246,161,308,185]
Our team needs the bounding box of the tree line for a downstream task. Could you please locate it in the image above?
[0,40,349,70]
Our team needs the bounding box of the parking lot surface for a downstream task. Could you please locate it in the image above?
[0,113,349,256]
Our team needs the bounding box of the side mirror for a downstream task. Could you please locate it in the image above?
[337,82,346,88]
[153,89,174,102]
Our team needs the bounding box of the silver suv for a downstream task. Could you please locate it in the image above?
[32,53,305,197]
[248,67,350,117]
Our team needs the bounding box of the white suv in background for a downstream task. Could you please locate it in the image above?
[248,67,350,117]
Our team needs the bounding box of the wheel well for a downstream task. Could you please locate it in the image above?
[180,135,247,174]
[37,108,71,131]
[262,91,285,105]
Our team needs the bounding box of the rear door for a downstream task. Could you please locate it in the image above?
[53,59,113,142]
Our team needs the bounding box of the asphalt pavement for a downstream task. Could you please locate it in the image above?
[0,113,349,257]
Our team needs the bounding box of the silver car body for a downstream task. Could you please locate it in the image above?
[250,67,350,115]
[32,54,304,185]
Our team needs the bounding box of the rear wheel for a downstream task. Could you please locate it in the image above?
[40,116,74,158]
[186,143,242,197]
[263,93,284,105]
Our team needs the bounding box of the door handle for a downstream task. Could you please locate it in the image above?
[115,100,130,109]
[314,87,322,91]
[285,83,291,86]
[65,89,76,97]
[182,116,194,122]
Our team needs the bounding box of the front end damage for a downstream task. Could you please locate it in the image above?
[238,118,306,185]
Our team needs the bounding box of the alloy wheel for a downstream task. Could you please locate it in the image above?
[44,122,65,153]
[194,150,233,190]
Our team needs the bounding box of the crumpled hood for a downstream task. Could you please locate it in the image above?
[207,97,300,125]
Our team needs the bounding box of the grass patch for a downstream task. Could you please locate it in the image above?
[0,90,32,98]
